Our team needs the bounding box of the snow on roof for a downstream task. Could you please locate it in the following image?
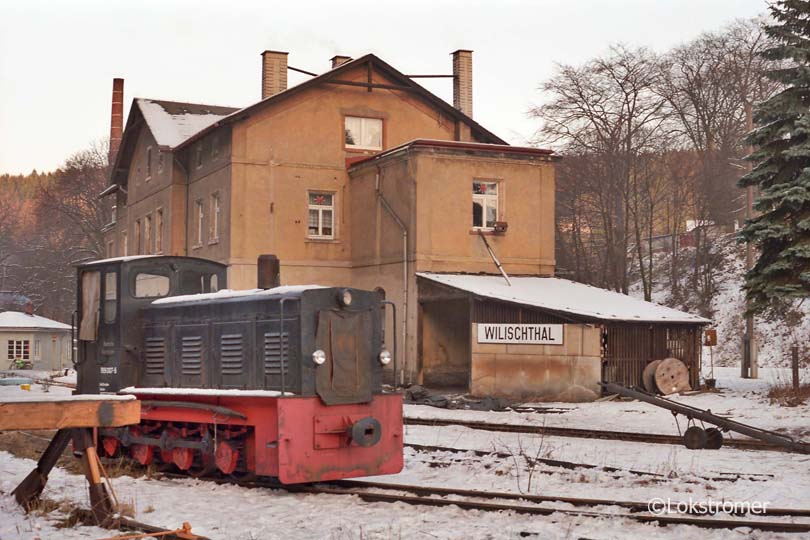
[417,273,711,324]
[151,285,326,306]
[137,98,238,148]
[77,255,156,266]
[0,311,72,331]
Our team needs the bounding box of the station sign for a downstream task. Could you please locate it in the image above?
[477,323,564,345]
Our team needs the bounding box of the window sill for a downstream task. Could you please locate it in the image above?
[191,243,203,250]
[345,147,382,153]
[469,229,500,236]
[208,238,219,246]
[306,237,340,244]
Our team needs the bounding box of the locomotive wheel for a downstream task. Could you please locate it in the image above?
[102,437,120,457]
[705,428,724,450]
[130,443,154,465]
[215,440,240,475]
[172,447,195,471]
[683,426,708,449]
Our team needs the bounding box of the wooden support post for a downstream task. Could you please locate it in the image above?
[73,428,115,525]
[12,428,72,509]
[793,345,800,392]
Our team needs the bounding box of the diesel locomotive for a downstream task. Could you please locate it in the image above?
[75,255,403,483]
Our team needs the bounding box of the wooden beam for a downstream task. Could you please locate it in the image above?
[0,397,140,431]
[327,79,414,92]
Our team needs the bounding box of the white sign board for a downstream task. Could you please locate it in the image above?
[478,323,564,345]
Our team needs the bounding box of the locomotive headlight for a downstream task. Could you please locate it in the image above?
[312,349,327,365]
[379,349,392,365]
[338,288,353,307]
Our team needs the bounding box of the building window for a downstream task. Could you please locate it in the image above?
[212,135,220,158]
[158,151,164,173]
[146,146,152,180]
[111,205,117,224]
[195,145,203,169]
[472,181,498,230]
[7,339,30,361]
[209,193,221,243]
[107,240,114,258]
[344,117,382,151]
[156,208,164,253]
[195,199,204,246]
[135,219,142,254]
[34,339,40,360]
[144,214,152,254]
[122,232,128,256]
[307,192,334,239]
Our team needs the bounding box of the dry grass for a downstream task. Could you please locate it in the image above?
[767,381,810,407]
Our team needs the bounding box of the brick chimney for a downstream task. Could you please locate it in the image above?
[452,50,473,118]
[330,55,352,69]
[261,50,288,99]
[23,300,33,316]
[109,78,124,164]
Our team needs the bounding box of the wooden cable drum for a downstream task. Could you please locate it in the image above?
[642,359,663,393]
[654,357,691,395]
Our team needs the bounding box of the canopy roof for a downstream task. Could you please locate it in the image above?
[417,273,710,324]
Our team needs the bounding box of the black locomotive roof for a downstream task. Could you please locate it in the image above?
[75,255,228,269]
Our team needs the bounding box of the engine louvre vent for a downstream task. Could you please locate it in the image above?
[220,333,244,375]
[263,332,289,375]
[181,335,203,375]
[145,336,165,375]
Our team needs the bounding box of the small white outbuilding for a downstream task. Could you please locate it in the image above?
[0,311,72,371]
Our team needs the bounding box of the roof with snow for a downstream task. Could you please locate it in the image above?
[136,99,239,149]
[0,311,72,331]
[151,285,325,306]
[417,273,711,324]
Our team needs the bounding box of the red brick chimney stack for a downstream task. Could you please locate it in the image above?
[109,78,124,165]
[452,50,473,118]
[261,50,288,99]
[331,55,352,69]
[23,300,33,316]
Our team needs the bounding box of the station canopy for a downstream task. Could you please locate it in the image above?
[417,273,710,324]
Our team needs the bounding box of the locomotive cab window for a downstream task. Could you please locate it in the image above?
[133,273,170,298]
[103,271,117,323]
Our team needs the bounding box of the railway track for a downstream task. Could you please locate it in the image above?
[161,472,810,533]
[406,442,775,483]
[405,417,793,452]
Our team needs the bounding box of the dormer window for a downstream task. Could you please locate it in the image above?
[345,117,382,151]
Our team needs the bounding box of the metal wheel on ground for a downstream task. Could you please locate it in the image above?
[683,426,708,449]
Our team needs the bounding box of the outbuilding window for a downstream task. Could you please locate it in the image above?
[7,340,29,361]
[472,181,498,229]
[307,192,334,239]
[345,117,382,150]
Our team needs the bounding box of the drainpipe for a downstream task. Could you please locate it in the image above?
[376,166,407,386]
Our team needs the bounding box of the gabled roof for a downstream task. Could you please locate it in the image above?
[137,99,238,148]
[0,311,71,331]
[417,273,711,324]
[175,53,507,151]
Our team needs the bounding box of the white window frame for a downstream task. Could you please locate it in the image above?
[144,214,152,254]
[209,193,221,243]
[158,150,164,173]
[7,339,30,361]
[195,199,204,247]
[344,116,383,151]
[307,191,335,240]
[472,180,499,231]
[122,232,128,256]
[155,208,164,253]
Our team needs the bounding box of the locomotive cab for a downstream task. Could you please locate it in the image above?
[76,256,227,393]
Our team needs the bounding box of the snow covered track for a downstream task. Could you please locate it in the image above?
[404,417,796,452]
[161,473,810,533]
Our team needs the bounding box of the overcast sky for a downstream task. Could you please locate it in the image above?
[0,0,766,175]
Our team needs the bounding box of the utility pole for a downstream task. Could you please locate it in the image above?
[743,100,758,379]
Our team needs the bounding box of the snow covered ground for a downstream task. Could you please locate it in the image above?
[1,368,809,539]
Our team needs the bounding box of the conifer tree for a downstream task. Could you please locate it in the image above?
[739,0,810,314]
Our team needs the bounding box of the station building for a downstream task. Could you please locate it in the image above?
[100,50,707,399]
